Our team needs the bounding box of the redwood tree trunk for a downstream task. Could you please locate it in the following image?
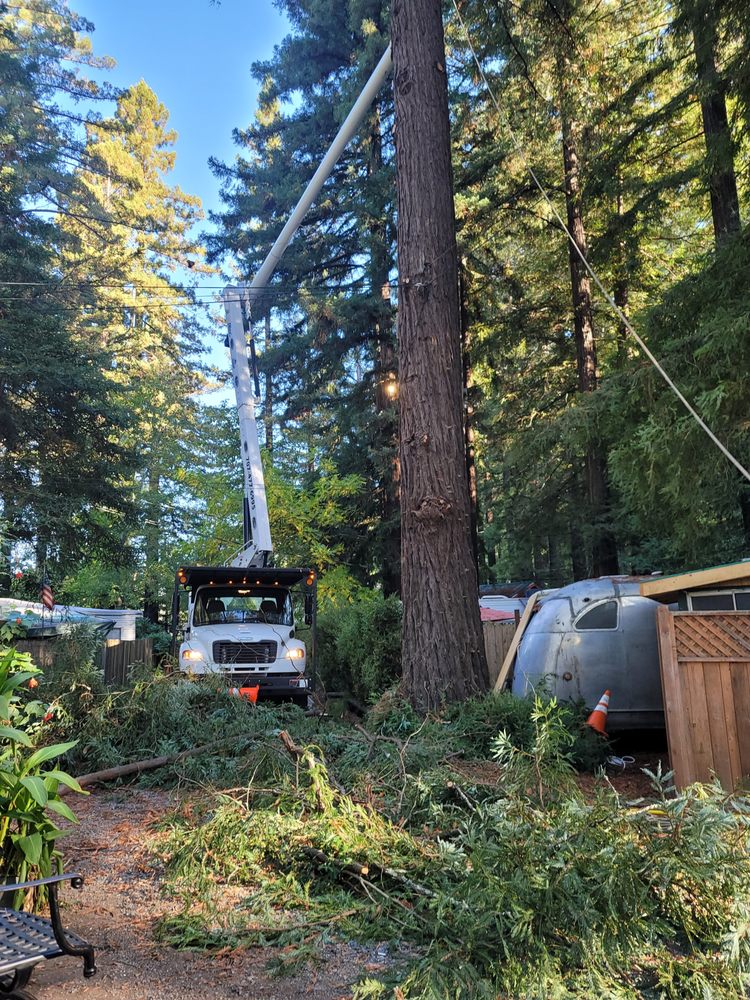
[369,100,401,596]
[559,65,619,578]
[691,0,741,246]
[392,0,488,711]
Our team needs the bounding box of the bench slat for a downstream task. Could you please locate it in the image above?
[0,909,87,976]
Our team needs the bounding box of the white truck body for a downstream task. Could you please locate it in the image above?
[177,565,313,704]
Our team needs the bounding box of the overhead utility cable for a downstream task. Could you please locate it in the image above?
[450,0,750,484]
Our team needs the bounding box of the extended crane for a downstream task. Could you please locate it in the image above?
[172,47,393,704]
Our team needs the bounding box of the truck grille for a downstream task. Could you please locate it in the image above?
[212,640,277,664]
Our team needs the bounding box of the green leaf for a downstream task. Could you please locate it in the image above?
[44,770,86,794]
[25,741,78,770]
[45,799,78,824]
[20,775,48,807]
[0,726,33,747]
[0,695,10,720]
[12,832,42,865]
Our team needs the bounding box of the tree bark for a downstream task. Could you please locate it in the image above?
[691,0,741,246]
[368,99,401,597]
[558,61,619,578]
[392,0,488,711]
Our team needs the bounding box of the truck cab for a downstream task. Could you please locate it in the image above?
[174,565,316,707]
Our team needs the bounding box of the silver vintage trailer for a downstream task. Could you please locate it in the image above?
[511,577,665,730]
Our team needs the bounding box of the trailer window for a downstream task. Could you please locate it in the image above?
[193,588,293,626]
[575,600,618,631]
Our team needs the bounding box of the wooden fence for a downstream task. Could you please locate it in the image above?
[657,605,750,789]
[14,637,152,686]
[101,638,153,685]
[483,619,517,689]
[15,639,58,669]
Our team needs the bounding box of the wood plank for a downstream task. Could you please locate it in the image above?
[492,592,539,693]
[683,660,714,783]
[718,663,742,788]
[483,621,515,688]
[657,605,695,788]
[103,638,152,685]
[702,661,733,789]
[731,664,750,778]
[679,657,750,663]
[640,563,750,599]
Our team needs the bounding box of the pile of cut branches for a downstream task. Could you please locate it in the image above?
[154,700,750,999]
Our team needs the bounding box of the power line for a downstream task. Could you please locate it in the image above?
[450,0,750,485]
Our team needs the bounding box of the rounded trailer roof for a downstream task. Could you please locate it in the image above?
[533,576,656,627]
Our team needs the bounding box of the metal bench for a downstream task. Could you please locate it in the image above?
[0,874,96,999]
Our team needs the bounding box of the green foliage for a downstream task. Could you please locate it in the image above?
[154,704,750,999]
[317,590,401,702]
[0,644,85,900]
[57,563,142,611]
[609,229,750,570]
[40,665,320,787]
[135,617,173,658]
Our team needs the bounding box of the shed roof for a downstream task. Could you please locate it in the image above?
[639,561,750,601]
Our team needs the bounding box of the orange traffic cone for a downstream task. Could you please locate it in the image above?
[239,685,259,705]
[586,689,611,735]
[229,685,260,705]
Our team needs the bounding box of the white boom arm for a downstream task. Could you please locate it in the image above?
[224,44,393,569]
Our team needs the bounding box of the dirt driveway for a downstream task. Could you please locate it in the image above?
[31,789,382,1000]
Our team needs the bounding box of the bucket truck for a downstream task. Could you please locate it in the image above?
[172,46,393,704]
[173,288,318,706]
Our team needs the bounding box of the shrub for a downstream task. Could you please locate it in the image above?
[136,616,173,658]
[317,591,401,703]
[0,639,85,901]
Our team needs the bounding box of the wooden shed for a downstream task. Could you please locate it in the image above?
[641,562,750,790]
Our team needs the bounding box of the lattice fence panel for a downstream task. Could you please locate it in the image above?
[673,613,750,659]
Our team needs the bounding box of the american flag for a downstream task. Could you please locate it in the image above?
[39,576,54,612]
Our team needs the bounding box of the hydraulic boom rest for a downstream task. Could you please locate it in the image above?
[222,43,392,569]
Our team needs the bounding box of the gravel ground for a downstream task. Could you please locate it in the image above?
[30,789,385,1000]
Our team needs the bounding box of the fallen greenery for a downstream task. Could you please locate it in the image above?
[152,699,750,998]
[22,647,750,996]
[36,643,606,811]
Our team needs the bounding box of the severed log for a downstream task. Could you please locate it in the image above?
[61,740,224,794]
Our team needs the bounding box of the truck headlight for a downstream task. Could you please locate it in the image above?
[182,649,204,662]
[286,648,304,660]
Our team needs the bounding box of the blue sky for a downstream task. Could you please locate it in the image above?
[72,0,290,385]
[74,0,288,223]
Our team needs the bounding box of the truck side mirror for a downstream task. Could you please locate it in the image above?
[304,593,314,626]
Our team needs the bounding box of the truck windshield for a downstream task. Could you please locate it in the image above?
[193,587,293,627]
